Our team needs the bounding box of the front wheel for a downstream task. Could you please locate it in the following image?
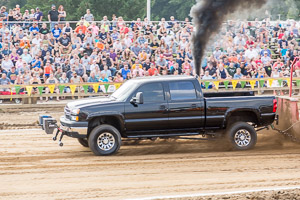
[226,122,257,150]
[88,124,121,156]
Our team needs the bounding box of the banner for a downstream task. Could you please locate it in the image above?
[26,86,33,96]
[268,79,274,87]
[37,86,44,95]
[224,80,229,89]
[249,80,256,89]
[83,85,89,94]
[15,85,21,94]
[48,85,55,94]
[213,81,219,90]
[232,80,238,90]
[240,81,246,88]
[259,80,265,88]
[115,83,121,90]
[69,85,77,95]
[93,83,99,93]
[204,81,210,89]
[58,85,65,94]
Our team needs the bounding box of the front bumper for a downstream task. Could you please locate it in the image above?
[39,115,87,142]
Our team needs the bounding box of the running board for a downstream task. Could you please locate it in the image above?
[127,132,200,138]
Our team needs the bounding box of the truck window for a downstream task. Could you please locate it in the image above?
[136,83,164,103]
[169,81,197,100]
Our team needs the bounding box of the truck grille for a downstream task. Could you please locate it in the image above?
[64,106,71,120]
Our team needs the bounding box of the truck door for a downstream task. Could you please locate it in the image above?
[124,82,169,134]
[167,81,205,130]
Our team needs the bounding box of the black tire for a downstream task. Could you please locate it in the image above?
[77,138,89,147]
[226,122,257,150]
[88,124,121,156]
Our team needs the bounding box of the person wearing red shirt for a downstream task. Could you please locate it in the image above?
[147,63,158,76]
[44,61,53,80]
[75,21,87,34]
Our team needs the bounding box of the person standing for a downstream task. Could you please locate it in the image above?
[34,7,43,23]
[48,4,59,30]
[58,5,66,30]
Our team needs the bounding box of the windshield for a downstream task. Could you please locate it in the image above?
[110,80,139,101]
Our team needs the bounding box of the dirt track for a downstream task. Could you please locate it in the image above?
[1,127,300,200]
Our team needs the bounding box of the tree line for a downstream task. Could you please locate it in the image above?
[0,0,299,21]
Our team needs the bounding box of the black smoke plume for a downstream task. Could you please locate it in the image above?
[191,0,267,76]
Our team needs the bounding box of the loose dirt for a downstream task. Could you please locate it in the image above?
[1,128,300,200]
[0,106,300,200]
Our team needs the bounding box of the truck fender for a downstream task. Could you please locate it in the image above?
[87,112,125,135]
[223,108,261,128]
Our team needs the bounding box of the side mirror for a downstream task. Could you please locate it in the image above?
[130,92,144,106]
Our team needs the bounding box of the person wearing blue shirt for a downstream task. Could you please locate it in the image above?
[88,72,99,93]
[99,73,109,82]
[120,64,131,79]
[31,55,41,68]
[233,68,243,79]
[51,24,62,39]
[29,23,39,36]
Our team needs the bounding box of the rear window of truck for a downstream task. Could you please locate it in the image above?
[169,81,197,100]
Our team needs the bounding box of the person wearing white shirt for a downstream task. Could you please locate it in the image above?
[244,45,258,60]
[113,39,123,51]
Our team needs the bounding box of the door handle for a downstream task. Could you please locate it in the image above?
[191,104,197,108]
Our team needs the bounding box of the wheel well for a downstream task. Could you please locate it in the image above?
[226,111,258,128]
[88,116,123,137]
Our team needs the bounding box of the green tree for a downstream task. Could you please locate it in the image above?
[286,0,299,19]
[152,0,195,21]
[22,0,147,21]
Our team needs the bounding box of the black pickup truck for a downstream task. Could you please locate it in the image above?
[40,76,277,156]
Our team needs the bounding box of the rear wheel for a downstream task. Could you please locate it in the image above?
[226,122,257,150]
[77,138,89,147]
[88,124,121,156]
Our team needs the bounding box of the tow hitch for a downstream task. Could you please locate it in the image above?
[39,115,86,146]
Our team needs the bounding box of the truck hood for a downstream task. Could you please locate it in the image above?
[66,97,118,109]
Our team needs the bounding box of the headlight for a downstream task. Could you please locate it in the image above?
[70,108,80,116]
[70,116,79,121]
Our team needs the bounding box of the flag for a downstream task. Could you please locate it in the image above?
[15,85,21,94]
[104,84,110,92]
[296,80,300,87]
[48,85,55,94]
[250,80,256,89]
[58,85,65,94]
[93,83,99,93]
[115,83,121,90]
[224,80,229,89]
[83,85,89,94]
[285,78,290,87]
[232,80,238,90]
[204,81,210,89]
[259,80,265,88]
[213,81,219,90]
[69,85,77,95]
[240,81,246,88]
[37,86,44,95]
[268,79,274,87]
[278,79,283,86]
[26,86,33,96]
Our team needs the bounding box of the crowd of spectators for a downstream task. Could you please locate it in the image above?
[0,3,299,102]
